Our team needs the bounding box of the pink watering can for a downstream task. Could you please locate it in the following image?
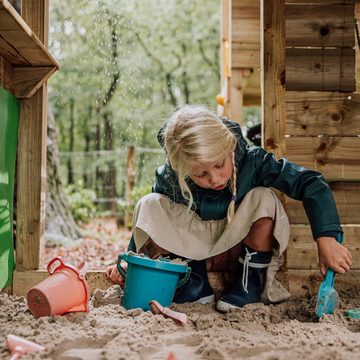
[27,257,89,317]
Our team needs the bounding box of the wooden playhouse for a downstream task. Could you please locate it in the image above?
[0,0,359,297]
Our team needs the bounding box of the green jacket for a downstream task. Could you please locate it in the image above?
[152,119,342,240]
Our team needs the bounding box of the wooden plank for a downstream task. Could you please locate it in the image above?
[13,268,360,300]
[286,136,360,181]
[14,66,57,98]
[285,4,354,47]
[285,182,360,224]
[286,0,354,4]
[16,0,49,270]
[356,2,360,92]
[261,0,286,158]
[13,270,114,297]
[0,0,58,67]
[286,91,360,136]
[286,48,355,92]
[232,18,260,46]
[0,54,14,93]
[287,225,360,270]
[232,44,260,68]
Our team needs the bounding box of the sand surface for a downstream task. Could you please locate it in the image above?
[1,286,360,360]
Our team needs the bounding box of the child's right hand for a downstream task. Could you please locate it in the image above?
[316,236,352,276]
[105,264,126,288]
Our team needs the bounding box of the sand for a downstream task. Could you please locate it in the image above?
[1,286,360,360]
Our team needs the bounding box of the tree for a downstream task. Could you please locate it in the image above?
[45,108,82,244]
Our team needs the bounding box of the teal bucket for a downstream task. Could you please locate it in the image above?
[117,253,191,311]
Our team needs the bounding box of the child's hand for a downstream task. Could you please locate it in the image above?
[316,236,352,276]
[105,264,126,288]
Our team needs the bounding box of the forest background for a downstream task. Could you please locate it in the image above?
[45,0,260,255]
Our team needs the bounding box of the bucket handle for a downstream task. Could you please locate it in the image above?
[117,253,128,279]
[47,257,65,275]
[47,257,89,279]
[176,266,191,288]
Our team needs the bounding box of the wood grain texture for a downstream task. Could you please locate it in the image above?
[286,48,355,92]
[286,91,360,136]
[285,136,360,180]
[285,182,360,224]
[287,225,360,270]
[285,4,354,47]
[262,0,286,159]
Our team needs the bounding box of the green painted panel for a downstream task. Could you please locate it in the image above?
[0,87,20,288]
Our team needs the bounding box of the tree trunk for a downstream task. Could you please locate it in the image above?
[67,98,75,185]
[45,107,82,245]
[103,111,117,212]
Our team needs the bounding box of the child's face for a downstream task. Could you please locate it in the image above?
[189,154,233,190]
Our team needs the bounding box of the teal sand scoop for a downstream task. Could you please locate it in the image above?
[315,232,343,317]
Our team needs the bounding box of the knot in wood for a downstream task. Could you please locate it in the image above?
[265,138,277,149]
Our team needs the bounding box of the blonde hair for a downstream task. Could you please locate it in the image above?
[163,105,238,223]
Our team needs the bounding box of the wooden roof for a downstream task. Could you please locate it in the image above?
[0,0,59,98]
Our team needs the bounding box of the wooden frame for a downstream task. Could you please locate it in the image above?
[3,0,360,297]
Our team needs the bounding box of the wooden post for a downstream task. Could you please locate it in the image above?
[355,2,360,92]
[125,145,136,229]
[16,0,49,270]
[260,0,286,159]
[219,0,232,117]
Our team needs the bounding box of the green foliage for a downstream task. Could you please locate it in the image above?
[65,182,97,223]
[48,0,220,211]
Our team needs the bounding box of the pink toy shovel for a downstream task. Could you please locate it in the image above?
[7,335,45,360]
[149,300,187,325]
[27,257,89,317]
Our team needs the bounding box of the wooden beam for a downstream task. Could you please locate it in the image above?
[0,54,14,93]
[0,0,58,67]
[261,0,286,158]
[14,66,57,98]
[13,270,114,297]
[355,1,360,91]
[16,0,49,270]
[13,268,360,299]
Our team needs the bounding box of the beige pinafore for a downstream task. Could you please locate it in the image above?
[132,187,291,303]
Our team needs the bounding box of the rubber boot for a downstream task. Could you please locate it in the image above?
[216,245,272,312]
[173,260,214,304]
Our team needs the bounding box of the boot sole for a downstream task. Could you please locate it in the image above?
[193,294,215,304]
[216,299,239,313]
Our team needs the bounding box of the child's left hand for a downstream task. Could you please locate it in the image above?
[316,236,352,276]
[105,264,126,288]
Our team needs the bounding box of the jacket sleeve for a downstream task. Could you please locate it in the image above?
[249,147,342,239]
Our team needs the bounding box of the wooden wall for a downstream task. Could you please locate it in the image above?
[260,0,360,292]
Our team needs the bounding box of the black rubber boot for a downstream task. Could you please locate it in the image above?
[173,260,214,304]
[216,245,272,312]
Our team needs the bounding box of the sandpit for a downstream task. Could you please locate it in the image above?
[1,286,359,360]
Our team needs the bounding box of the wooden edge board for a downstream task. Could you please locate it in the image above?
[12,269,360,299]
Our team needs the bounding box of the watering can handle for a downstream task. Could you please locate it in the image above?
[47,257,65,275]
[323,232,344,286]
[117,254,128,279]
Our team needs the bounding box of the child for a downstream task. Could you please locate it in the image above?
[107,105,352,312]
